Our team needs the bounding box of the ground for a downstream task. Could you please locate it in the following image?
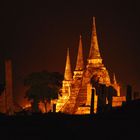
[0,99,140,139]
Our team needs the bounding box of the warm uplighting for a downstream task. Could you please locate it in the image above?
[112,96,126,107]
[55,17,125,115]
[88,58,102,64]
[23,103,31,109]
[38,102,46,113]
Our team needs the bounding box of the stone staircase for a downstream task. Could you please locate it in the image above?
[60,86,80,114]
[56,94,69,112]
[57,69,93,114]
[60,80,82,114]
[59,70,92,114]
[72,86,87,113]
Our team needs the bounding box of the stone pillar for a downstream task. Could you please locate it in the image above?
[108,86,117,107]
[133,92,140,100]
[52,104,56,113]
[90,88,95,114]
[5,59,14,115]
[97,84,106,113]
[126,85,132,102]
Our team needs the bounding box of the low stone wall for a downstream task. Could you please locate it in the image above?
[112,96,126,107]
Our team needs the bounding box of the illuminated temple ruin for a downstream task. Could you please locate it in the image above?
[56,17,126,114]
[0,17,126,115]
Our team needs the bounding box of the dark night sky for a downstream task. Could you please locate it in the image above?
[1,0,140,106]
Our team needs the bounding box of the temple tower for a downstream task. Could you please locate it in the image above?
[64,48,72,81]
[62,48,72,95]
[112,73,120,96]
[113,73,117,84]
[85,17,110,85]
[75,17,111,113]
[88,17,102,66]
[73,35,84,79]
[56,48,72,112]
[56,17,123,114]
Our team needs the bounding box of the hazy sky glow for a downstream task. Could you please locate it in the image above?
[1,1,140,106]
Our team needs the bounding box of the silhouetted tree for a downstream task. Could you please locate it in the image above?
[24,71,63,112]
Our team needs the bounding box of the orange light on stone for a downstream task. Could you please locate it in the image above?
[55,17,123,115]
[38,102,46,113]
[23,103,31,109]
[112,96,126,107]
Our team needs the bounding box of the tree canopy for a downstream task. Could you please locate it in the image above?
[24,71,63,112]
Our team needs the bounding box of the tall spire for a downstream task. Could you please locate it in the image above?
[89,17,101,59]
[75,35,84,71]
[64,48,72,81]
[113,73,117,84]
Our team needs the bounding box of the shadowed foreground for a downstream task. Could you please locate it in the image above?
[0,100,140,140]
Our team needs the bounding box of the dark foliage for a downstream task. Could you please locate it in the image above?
[24,71,63,112]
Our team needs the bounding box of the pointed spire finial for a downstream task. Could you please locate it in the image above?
[92,16,96,34]
[80,34,82,39]
[88,16,101,59]
[75,35,84,71]
[113,73,117,84]
[64,48,72,80]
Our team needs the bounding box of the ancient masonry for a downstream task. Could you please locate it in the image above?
[0,59,14,115]
[56,17,126,114]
